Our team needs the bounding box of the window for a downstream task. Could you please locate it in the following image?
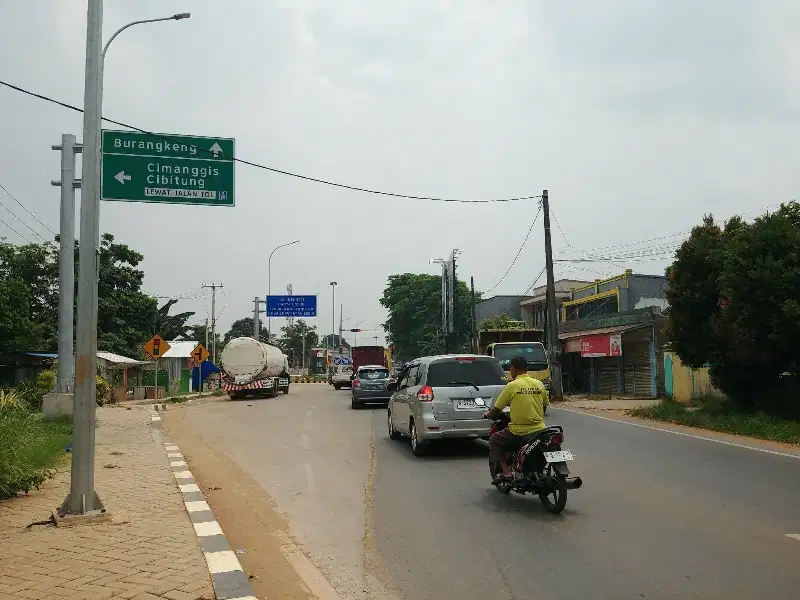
[493,344,548,370]
[359,368,390,380]
[426,359,505,387]
[565,294,618,322]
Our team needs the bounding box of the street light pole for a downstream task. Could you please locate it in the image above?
[330,281,338,350]
[61,6,191,518]
[267,240,299,339]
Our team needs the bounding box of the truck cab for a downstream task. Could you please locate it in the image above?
[485,341,551,394]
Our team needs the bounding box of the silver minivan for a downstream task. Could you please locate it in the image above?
[387,355,507,456]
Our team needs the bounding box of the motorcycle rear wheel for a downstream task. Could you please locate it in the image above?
[539,471,568,514]
[489,463,512,494]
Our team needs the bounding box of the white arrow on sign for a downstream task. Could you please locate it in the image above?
[209,142,223,158]
[114,171,131,184]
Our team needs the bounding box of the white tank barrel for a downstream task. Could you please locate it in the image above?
[220,337,289,385]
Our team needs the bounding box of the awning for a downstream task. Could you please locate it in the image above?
[558,323,649,340]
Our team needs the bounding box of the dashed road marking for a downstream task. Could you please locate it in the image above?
[301,433,310,450]
[170,460,188,467]
[306,410,313,418]
[552,406,800,459]
[167,452,183,459]
[304,463,317,492]
[185,500,211,513]
[179,483,201,493]
[205,550,244,574]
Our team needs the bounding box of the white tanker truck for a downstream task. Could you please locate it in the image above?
[220,337,291,399]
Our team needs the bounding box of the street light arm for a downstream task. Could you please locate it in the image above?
[102,14,191,60]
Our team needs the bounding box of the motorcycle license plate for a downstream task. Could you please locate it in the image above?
[543,450,574,462]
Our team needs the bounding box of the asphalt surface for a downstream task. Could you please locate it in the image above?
[170,386,800,600]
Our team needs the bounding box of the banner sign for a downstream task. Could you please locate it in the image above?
[580,333,622,358]
[266,294,317,317]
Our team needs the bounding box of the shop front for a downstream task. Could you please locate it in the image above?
[559,323,656,396]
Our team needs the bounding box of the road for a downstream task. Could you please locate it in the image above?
[164,385,800,600]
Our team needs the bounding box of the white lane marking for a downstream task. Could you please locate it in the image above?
[164,444,179,451]
[151,415,161,422]
[194,521,224,537]
[173,470,193,479]
[275,529,347,600]
[179,483,201,493]
[786,534,800,541]
[204,550,243,573]
[185,500,211,512]
[312,404,317,409]
[306,410,313,418]
[552,406,800,459]
[167,452,183,459]
[170,460,188,467]
[301,433,310,450]
[304,463,317,492]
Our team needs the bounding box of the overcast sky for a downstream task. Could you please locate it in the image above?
[1,1,798,346]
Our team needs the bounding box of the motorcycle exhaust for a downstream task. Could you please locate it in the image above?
[564,477,583,490]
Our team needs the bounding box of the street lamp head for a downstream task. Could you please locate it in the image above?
[173,13,191,20]
[330,281,338,286]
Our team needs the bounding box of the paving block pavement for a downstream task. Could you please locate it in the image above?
[0,406,214,600]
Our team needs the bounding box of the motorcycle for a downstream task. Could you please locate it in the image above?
[483,407,582,514]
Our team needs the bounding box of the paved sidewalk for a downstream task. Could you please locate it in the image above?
[0,406,214,600]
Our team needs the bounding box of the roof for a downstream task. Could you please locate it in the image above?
[161,341,199,358]
[97,351,148,366]
[559,323,650,340]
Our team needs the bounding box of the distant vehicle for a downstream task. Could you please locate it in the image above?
[489,342,551,393]
[332,362,353,390]
[351,346,387,376]
[220,337,290,399]
[351,364,394,409]
[387,354,506,456]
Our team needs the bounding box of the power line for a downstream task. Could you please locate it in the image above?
[0,181,56,237]
[0,196,46,241]
[521,265,547,296]
[0,216,34,244]
[0,78,541,205]
[484,203,543,294]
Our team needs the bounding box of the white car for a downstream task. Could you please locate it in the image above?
[331,364,353,390]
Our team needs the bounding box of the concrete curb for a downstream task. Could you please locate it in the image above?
[150,411,256,600]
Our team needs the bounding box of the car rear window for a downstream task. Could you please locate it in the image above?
[359,368,390,380]
[426,359,505,387]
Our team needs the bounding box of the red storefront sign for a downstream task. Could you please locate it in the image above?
[580,333,622,358]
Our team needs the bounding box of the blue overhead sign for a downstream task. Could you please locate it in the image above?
[266,295,317,317]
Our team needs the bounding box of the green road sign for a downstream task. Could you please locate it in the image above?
[101,130,235,206]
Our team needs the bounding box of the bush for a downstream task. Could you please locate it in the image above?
[96,375,110,406]
[630,398,800,445]
[0,388,25,411]
[0,410,72,498]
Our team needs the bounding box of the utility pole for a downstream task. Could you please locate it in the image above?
[61,0,104,517]
[205,317,209,350]
[287,284,294,328]
[329,281,338,351]
[203,283,223,363]
[470,276,477,354]
[51,134,81,393]
[338,303,343,354]
[541,189,563,400]
[252,296,265,340]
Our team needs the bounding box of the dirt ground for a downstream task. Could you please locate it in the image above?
[163,405,316,600]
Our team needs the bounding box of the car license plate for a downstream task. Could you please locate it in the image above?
[543,450,574,462]
[456,399,478,409]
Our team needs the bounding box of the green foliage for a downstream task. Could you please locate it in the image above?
[0,389,24,411]
[666,203,800,413]
[96,375,111,406]
[320,334,350,350]
[630,398,800,445]
[380,273,478,360]
[480,314,525,330]
[224,318,280,347]
[280,320,319,366]
[0,410,72,498]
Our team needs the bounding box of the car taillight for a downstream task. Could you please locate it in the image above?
[352,379,360,388]
[417,385,434,402]
[549,433,563,445]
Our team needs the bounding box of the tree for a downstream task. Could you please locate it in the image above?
[224,318,279,346]
[320,334,350,350]
[666,203,800,412]
[480,314,521,330]
[380,273,478,360]
[152,299,195,341]
[279,320,318,366]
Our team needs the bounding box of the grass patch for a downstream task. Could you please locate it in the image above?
[166,397,188,404]
[629,398,800,445]
[0,410,73,498]
[211,389,225,397]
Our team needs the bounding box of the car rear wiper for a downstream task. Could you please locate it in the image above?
[449,381,480,391]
